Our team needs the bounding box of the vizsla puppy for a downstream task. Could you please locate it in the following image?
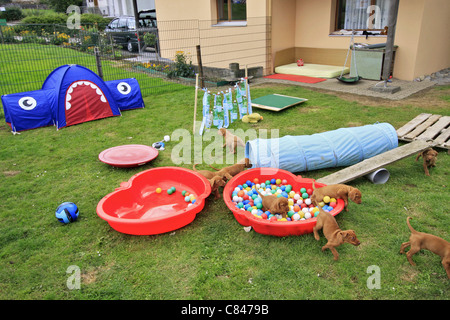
[415,148,438,176]
[255,189,290,219]
[218,128,246,154]
[400,217,450,279]
[193,159,251,199]
[207,158,252,180]
[311,180,361,212]
[313,207,360,261]
[192,164,228,199]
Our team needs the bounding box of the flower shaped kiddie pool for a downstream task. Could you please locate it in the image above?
[97,167,211,235]
[223,168,344,237]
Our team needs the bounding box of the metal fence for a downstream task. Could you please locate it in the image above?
[0,17,271,98]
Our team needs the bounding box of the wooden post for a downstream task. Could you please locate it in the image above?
[245,65,249,114]
[193,73,199,134]
[196,45,204,88]
[94,47,103,80]
[382,0,400,85]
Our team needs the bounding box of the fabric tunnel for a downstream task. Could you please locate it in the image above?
[245,123,398,173]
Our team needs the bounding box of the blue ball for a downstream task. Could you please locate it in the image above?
[55,202,79,224]
[270,178,276,184]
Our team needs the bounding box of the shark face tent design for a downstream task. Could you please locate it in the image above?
[1,64,144,133]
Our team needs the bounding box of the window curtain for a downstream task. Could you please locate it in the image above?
[343,0,392,29]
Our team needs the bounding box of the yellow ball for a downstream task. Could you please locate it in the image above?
[156,187,162,193]
[330,198,336,203]
[323,196,331,203]
[276,179,282,185]
[319,201,325,207]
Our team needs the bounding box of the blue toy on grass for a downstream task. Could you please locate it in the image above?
[56,202,79,224]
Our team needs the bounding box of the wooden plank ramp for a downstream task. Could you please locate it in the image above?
[397,113,450,150]
[316,140,432,185]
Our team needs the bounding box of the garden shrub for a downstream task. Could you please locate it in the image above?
[0,7,24,21]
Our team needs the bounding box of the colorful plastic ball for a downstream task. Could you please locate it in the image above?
[55,202,79,224]
[261,213,268,219]
[300,187,307,193]
[304,212,312,219]
[294,194,301,200]
[270,216,277,222]
[276,178,282,185]
[270,178,276,184]
[323,196,331,203]
[184,196,191,202]
[156,187,162,193]
[302,192,309,199]
[329,201,337,208]
[307,188,313,195]
[305,198,311,205]
[292,213,301,221]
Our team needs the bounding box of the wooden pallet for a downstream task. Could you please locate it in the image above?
[397,113,450,150]
[316,140,432,185]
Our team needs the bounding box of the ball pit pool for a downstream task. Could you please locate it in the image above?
[96,167,211,235]
[223,167,344,237]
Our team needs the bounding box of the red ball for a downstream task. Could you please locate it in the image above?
[261,213,268,219]
[270,216,278,222]
[307,188,313,195]
[243,194,249,200]
[329,201,337,208]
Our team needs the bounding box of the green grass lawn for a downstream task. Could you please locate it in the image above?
[0,77,449,300]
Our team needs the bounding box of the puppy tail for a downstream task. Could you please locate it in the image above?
[193,163,199,171]
[406,217,418,234]
[312,179,316,190]
[208,164,220,171]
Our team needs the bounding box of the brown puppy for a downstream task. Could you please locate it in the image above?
[400,217,450,279]
[255,189,290,219]
[313,207,360,260]
[311,180,361,212]
[207,158,252,180]
[415,148,438,176]
[192,164,228,199]
[209,175,227,199]
[218,128,246,154]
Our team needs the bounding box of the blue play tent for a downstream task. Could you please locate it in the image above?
[1,64,144,132]
[245,123,398,172]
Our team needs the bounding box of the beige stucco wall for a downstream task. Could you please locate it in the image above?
[154,0,448,80]
[155,0,271,72]
[271,0,449,81]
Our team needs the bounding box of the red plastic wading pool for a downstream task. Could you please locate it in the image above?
[223,167,344,237]
[97,167,211,235]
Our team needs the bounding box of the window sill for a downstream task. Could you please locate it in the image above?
[329,30,387,37]
[212,21,247,27]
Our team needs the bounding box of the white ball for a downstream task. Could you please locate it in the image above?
[292,213,301,221]
[294,194,300,200]
[302,207,309,214]
[251,209,258,215]
[164,135,170,142]
[296,199,303,205]
[233,195,239,202]
[305,198,311,205]
[304,212,312,219]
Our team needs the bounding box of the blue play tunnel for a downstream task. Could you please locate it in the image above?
[245,123,398,172]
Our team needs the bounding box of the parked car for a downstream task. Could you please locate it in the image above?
[105,10,158,52]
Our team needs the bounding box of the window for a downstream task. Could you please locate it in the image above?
[336,0,392,30]
[217,0,247,21]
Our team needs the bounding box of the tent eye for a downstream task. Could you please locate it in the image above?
[18,97,37,110]
[117,82,131,95]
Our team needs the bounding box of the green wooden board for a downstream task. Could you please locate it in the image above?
[251,94,308,112]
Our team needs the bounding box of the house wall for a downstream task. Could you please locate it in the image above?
[155,0,272,73]
[271,0,449,81]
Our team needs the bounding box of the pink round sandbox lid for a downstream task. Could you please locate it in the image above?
[99,144,159,168]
